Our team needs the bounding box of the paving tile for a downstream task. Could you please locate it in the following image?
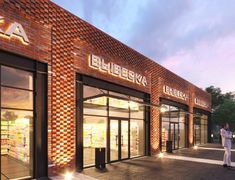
[83,144,235,180]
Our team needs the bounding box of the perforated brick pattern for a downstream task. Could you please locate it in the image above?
[1,0,212,176]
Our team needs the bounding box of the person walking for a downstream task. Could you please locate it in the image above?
[220,122,233,168]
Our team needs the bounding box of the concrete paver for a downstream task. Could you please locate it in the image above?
[82,144,235,180]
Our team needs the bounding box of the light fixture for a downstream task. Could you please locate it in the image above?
[158,152,164,158]
[233,134,235,138]
[63,172,74,180]
[193,145,198,150]
[211,134,214,138]
[160,105,167,113]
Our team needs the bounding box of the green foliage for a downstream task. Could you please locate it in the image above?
[206,86,235,130]
[212,99,235,130]
[206,86,227,109]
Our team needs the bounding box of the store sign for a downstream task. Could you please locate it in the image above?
[0,15,29,44]
[163,85,188,101]
[195,98,209,108]
[89,54,148,86]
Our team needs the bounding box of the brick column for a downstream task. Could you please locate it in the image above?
[150,75,161,155]
[188,90,195,147]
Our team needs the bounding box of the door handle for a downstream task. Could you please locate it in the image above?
[116,135,118,146]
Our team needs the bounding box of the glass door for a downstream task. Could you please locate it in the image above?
[170,123,179,150]
[121,121,129,159]
[110,119,119,161]
[109,119,129,162]
[194,124,201,145]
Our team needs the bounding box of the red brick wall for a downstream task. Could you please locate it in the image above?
[1,0,212,176]
[0,3,51,63]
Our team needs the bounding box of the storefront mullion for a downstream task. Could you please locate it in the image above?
[76,74,148,170]
[160,100,188,152]
[0,51,48,180]
[193,108,210,145]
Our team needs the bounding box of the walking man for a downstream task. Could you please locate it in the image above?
[220,122,232,168]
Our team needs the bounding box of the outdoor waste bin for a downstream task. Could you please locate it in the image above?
[166,140,173,153]
[95,147,106,169]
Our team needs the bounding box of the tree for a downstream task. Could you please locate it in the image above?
[205,86,224,109]
[212,99,235,131]
[206,86,235,131]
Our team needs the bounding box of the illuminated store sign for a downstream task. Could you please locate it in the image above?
[89,54,148,86]
[195,98,209,108]
[163,85,188,101]
[0,15,29,44]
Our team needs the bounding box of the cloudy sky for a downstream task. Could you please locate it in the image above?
[52,0,235,93]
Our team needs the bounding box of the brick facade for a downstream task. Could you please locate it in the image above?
[0,0,211,177]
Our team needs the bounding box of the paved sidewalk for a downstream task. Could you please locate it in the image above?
[83,144,235,180]
[51,173,97,180]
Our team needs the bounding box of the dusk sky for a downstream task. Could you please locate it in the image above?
[52,0,235,93]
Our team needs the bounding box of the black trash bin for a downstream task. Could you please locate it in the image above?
[95,147,106,169]
[166,141,173,153]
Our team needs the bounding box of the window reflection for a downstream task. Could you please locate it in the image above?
[130,103,144,119]
[84,85,107,99]
[1,66,33,90]
[161,104,187,151]
[130,119,145,157]
[193,114,208,145]
[194,114,208,144]
[83,86,107,116]
[109,98,129,118]
[1,66,34,179]
[82,85,146,166]
[1,87,33,110]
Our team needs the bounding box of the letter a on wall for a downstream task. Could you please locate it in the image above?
[5,22,29,44]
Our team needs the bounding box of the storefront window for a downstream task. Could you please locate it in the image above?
[109,97,129,118]
[179,122,185,148]
[83,116,107,166]
[82,85,146,166]
[161,104,187,151]
[1,66,33,179]
[130,103,144,119]
[161,121,169,152]
[193,114,208,145]
[130,119,145,157]
[83,85,107,116]
[179,111,186,148]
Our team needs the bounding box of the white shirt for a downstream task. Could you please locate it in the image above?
[220,128,232,149]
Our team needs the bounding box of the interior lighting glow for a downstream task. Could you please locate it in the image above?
[158,152,164,158]
[63,172,74,180]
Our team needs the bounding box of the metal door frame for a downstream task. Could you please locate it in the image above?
[170,122,179,150]
[108,117,130,163]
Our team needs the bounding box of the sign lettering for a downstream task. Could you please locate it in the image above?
[163,85,188,101]
[195,98,209,108]
[89,54,148,87]
[0,15,29,44]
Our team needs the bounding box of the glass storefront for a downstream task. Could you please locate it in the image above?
[193,114,208,145]
[1,66,33,180]
[161,104,188,151]
[83,85,146,167]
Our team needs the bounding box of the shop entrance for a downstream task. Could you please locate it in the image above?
[161,101,188,152]
[170,122,179,150]
[76,75,149,170]
[109,118,129,162]
[194,123,201,145]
